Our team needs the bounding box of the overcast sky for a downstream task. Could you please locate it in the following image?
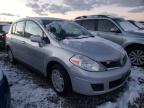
[0,0,144,21]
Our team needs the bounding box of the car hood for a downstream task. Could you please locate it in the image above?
[126,30,144,38]
[60,36,125,62]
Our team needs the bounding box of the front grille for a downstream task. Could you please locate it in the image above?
[101,56,127,69]
[109,71,130,89]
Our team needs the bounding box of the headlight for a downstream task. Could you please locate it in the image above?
[70,55,106,72]
[0,71,3,81]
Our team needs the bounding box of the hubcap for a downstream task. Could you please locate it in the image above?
[129,49,144,66]
[51,69,64,92]
[8,50,13,62]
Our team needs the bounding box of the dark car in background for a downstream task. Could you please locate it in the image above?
[139,21,144,25]
[0,22,11,49]
[0,70,11,108]
[74,15,144,66]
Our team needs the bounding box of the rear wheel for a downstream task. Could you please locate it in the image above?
[51,64,72,96]
[127,46,144,66]
[7,48,15,64]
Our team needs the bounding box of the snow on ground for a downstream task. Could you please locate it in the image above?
[98,67,144,108]
[0,52,144,108]
[0,53,64,108]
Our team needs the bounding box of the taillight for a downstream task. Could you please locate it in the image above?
[6,34,11,39]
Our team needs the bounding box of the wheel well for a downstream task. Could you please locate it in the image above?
[46,61,67,78]
[125,43,144,52]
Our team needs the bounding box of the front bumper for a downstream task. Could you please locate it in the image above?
[69,57,131,95]
[0,76,11,108]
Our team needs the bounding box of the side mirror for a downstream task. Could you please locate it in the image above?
[110,28,121,33]
[30,35,42,43]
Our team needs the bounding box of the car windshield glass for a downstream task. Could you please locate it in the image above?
[43,20,93,40]
[115,19,139,31]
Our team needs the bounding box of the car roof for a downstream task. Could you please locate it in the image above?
[28,17,64,21]
[74,15,124,20]
[13,17,67,24]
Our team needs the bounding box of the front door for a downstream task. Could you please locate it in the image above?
[23,20,45,72]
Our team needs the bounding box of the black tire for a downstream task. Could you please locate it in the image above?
[50,64,72,96]
[7,48,15,64]
[127,46,144,66]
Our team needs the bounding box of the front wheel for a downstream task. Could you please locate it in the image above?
[51,64,72,96]
[127,46,144,66]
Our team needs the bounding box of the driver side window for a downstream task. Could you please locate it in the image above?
[25,21,43,38]
[98,19,119,32]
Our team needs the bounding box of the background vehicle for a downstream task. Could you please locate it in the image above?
[0,70,11,108]
[0,22,11,49]
[74,15,144,66]
[139,21,144,25]
[6,17,130,96]
[128,20,144,29]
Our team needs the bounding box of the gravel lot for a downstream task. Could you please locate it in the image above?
[0,51,144,108]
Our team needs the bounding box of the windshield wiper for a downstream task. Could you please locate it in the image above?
[139,28,144,30]
[60,34,94,40]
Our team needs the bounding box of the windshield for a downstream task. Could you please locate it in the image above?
[43,20,93,40]
[115,19,139,31]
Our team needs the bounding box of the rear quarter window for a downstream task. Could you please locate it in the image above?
[80,19,97,31]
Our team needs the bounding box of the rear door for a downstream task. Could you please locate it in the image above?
[9,21,27,61]
[96,19,124,45]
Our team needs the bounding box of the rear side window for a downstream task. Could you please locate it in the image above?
[14,21,25,36]
[25,21,43,38]
[97,19,118,32]
[81,19,96,31]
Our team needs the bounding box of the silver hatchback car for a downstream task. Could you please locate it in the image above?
[6,17,131,96]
